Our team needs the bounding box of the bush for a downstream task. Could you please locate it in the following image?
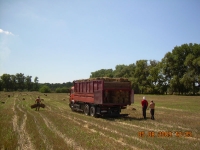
[39,85,51,93]
[56,88,62,93]
[56,87,70,93]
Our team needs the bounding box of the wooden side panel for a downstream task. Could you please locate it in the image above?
[74,80,104,93]
[94,90,103,104]
[74,93,94,103]
[80,83,82,92]
[89,82,93,93]
[73,80,103,104]
[83,82,86,93]
[86,82,90,93]
[94,81,97,91]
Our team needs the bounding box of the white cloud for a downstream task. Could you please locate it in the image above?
[0,29,14,35]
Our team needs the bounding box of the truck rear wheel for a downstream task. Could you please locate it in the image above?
[90,106,96,117]
[84,104,90,115]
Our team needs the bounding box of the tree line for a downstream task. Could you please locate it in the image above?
[90,43,200,95]
[0,73,73,93]
[1,43,199,95]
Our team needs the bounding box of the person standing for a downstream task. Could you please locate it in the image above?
[35,96,41,111]
[149,100,155,120]
[141,96,148,119]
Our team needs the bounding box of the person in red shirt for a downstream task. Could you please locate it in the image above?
[141,96,148,119]
[35,96,41,111]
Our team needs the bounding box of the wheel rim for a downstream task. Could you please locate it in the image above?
[84,104,89,115]
[90,106,95,116]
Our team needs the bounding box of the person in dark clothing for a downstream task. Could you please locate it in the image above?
[149,100,155,120]
[141,96,148,119]
[35,96,41,111]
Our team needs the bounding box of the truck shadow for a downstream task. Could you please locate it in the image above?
[71,111,147,121]
[102,114,146,121]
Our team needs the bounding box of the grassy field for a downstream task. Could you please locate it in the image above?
[0,92,200,150]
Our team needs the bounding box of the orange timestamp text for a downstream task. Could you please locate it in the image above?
[138,131,192,138]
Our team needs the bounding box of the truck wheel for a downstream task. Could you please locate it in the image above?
[90,106,96,117]
[84,104,90,115]
[70,103,75,111]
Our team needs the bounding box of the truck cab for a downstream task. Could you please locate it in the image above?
[69,87,74,107]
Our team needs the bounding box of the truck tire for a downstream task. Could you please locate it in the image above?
[90,106,96,117]
[69,103,75,111]
[84,104,90,115]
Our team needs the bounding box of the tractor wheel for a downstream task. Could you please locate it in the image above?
[84,104,90,115]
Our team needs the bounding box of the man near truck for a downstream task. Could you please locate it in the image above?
[149,100,155,120]
[141,96,148,119]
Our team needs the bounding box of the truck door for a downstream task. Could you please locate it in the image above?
[70,87,74,102]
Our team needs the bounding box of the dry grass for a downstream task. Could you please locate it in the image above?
[0,92,200,150]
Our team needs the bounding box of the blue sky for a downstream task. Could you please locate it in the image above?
[0,0,200,83]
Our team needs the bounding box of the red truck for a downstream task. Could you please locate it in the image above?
[69,77,134,117]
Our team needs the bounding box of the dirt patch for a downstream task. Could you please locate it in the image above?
[14,100,35,150]
[39,113,84,150]
[12,98,18,132]
[17,105,35,150]
[46,106,52,111]
[27,111,53,150]
[159,107,184,112]
[56,112,159,150]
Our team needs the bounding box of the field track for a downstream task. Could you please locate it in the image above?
[0,92,200,150]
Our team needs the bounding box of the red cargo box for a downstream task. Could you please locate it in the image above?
[73,78,132,105]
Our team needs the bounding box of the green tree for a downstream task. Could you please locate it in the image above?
[147,60,163,94]
[134,60,149,94]
[16,73,25,91]
[10,75,17,91]
[56,87,62,93]
[1,74,11,91]
[183,43,200,94]
[161,43,200,95]
[64,82,73,88]
[180,73,193,94]
[33,77,39,91]
[113,64,136,78]
[55,87,69,93]
[39,85,51,93]
[113,65,128,77]
[25,75,33,91]
[62,87,70,93]
[0,79,2,91]
[90,69,113,78]
[129,77,139,93]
